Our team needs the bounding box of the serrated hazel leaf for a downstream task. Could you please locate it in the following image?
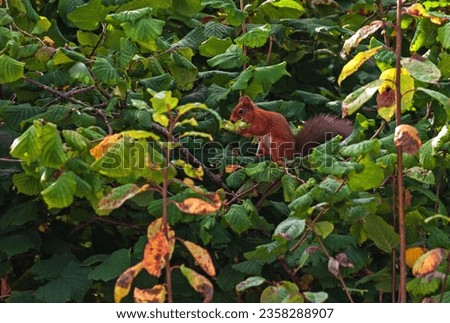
[114,261,144,303]
[364,215,399,253]
[412,248,447,278]
[180,265,214,303]
[12,173,41,196]
[106,7,153,23]
[89,134,122,160]
[0,54,25,83]
[122,17,165,50]
[98,184,151,211]
[274,218,305,241]
[338,46,382,85]
[348,155,385,191]
[67,0,110,31]
[10,124,41,165]
[92,57,121,85]
[417,87,450,116]
[150,90,179,113]
[41,172,77,209]
[313,221,334,239]
[401,57,441,83]
[340,20,383,58]
[342,79,383,117]
[183,240,216,277]
[175,193,221,215]
[254,62,290,85]
[120,130,160,141]
[235,24,271,48]
[207,45,244,69]
[224,204,251,234]
[134,285,166,303]
[236,276,266,292]
[143,231,169,277]
[394,124,422,154]
[39,122,67,168]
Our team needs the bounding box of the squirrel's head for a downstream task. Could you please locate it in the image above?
[230,96,255,122]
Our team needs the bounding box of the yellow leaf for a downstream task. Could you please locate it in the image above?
[183,240,216,277]
[406,3,448,25]
[175,193,222,215]
[147,218,175,256]
[180,265,214,303]
[89,134,122,160]
[114,261,144,303]
[412,248,447,277]
[379,68,415,114]
[338,46,383,86]
[406,247,428,268]
[134,285,167,303]
[143,231,170,277]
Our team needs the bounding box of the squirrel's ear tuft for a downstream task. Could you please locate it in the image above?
[241,96,252,105]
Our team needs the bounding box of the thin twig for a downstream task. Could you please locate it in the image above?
[42,85,97,108]
[24,77,89,107]
[439,254,450,303]
[370,121,386,140]
[225,183,259,206]
[0,157,21,163]
[279,257,301,286]
[255,179,281,208]
[96,109,113,135]
[266,35,274,65]
[151,122,230,192]
[69,215,146,237]
[394,0,407,303]
[240,0,247,70]
[317,237,354,303]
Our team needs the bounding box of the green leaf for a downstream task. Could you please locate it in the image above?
[88,249,131,282]
[120,130,159,140]
[12,172,42,196]
[411,18,437,52]
[92,57,121,85]
[245,162,284,183]
[419,140,436,170]
[431,125,450,153]
[226,170,246,188]
[437,22,450,49]
[260,281,303,303]
[173,0,204,17]
[199,37,233,57]
[0,231,41,259]
[32,16,52,34]
[150,90,179,113]
[236,276,266,292]
[98,184,149,211]
[202,0,246,26]
[207,45,245,69]
[235,24,271,48]
[417,87,450,117]
[0,54,25,84]
[10,124,41,165]
[254,62,290,85]
[273,218,305,241]
[289,193,313,218]
[106,7,153,23]
[224,204,251,234]
[35,261,91,302]
[0,200,38,229]
[339,140,381,157]
[348,155,385,191]
[0,103,44,132]
[406,277,440,298]
[41,172,77,209]
[364,215,399,253]
[69,62,94,85]
[303,291,328,303]
[282,174,298,202]
[122,17,165,50]
[119,37,137,68]
[314,221,334,239]
[342,79,383,116]
[0,8,14,26]
[67,0,111,31]
[401,58,441,83]
[204,21,233,38]
[62,130,89,151]
[39,122,68,168]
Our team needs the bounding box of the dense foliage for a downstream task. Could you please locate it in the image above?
[0,0,449,303]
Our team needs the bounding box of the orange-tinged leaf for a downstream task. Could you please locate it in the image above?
[338,46,382,86]
[89,134,122,160]
[180,265,214,303]
[175,193,221,215]
[394,124,422,154]
[406,247,428,268]
[412,248,447,277]
[225,164,242,173]
[98,184,150,211]
[183,240,216,277]
[43,36,55,47]
[147,218,175,256]
[114,261,144,303]
[134,285,167,303]
[406,3,448,25]
[143,231,169,277]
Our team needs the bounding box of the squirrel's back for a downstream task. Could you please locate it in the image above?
[295,114,353,156]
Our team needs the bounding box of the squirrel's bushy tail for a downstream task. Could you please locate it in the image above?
[295,114,353,156]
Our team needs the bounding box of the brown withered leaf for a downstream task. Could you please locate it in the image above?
[180,265,214,303]
[134,285,167,303]
[175,192,221,215]
[335,252,354,269]
[147,218,175,256]
[143,231,170,277]
[376,87,395,108]
[328,257,340,278]
[89,134,122,160]
[183,240,216,277]
[412,248,447,278]
[394,124,422,154]
[114,261,144,303]
[340,20,383,58]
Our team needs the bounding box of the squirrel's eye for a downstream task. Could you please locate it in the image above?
[238,109,244,115]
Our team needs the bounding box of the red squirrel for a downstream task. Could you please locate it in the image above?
[230,96,354,162]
